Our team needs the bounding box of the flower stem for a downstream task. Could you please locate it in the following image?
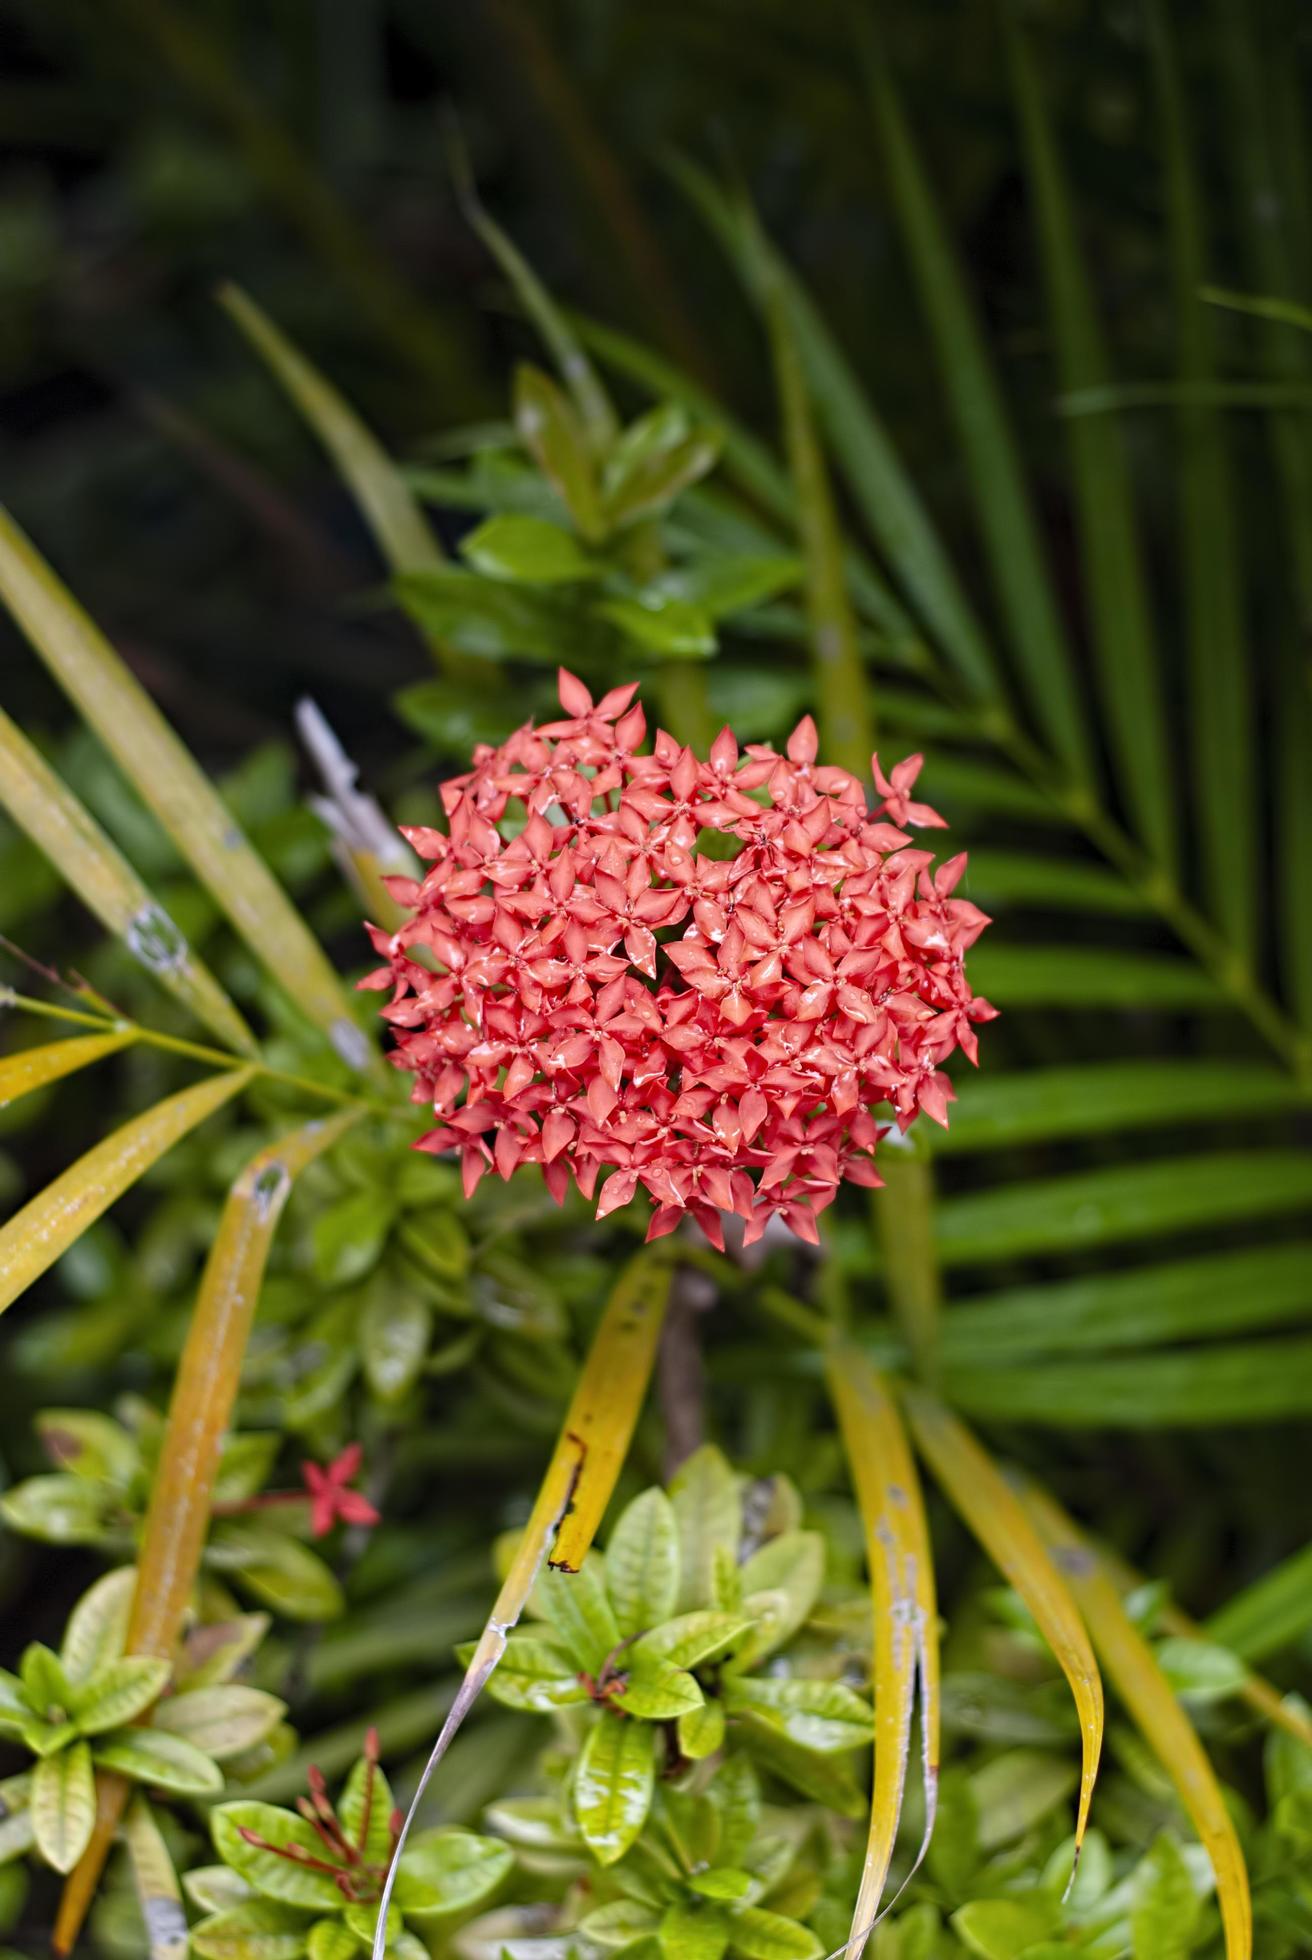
[872,1134,943,1386]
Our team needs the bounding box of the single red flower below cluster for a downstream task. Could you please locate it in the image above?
[363,671,995,1248]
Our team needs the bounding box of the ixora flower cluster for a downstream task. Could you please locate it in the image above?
[364,672,994,1248]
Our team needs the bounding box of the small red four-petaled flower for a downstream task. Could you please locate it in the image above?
[363,670,994,1249]
[302,1444,381,1539]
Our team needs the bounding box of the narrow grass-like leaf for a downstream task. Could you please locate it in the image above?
[756,214,873,773]
[824,1343,938,1958]
[0,508,374,1074]
[948,1338,1312,1427]
[960,851,1147,916]
[934,1151,1312,1265]
[1204,1542,1312,1667]
[0,707,255,1053]
[449,144,617,454]
[964,946,1220,1009]
[123,1797,188,1960]
[937,1062,1305,1154]
[902,1392,1101,1885]
[677,160,1001,703]
[940,1243,1312,1362]
[51,1106,359,1954]
[1020,1481,1251,1960]
[0,1068,251,1318]
[370,1248,671,1960]
[0,1032,137,1115]
[1148,1,1254,962]
[1005,10,1174,870]
[862,27,1090,779]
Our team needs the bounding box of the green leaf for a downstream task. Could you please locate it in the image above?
[360,1286,432,1404]
[953,850,1146,917]
[712,1755,761,1868]
[964,945,1218,1009]
[937,1063,1306,1156]
[951,1897,1060,1960]
[35,1409,138,1486]
[93,1727,224,1795]
[63,1571,135,1687]
[1206,1543,1312,1664]
[735,1532,824,1665]
[678,1700,726,1762]
[332,1755,396,1874]
[21,1644,70,1712]
[582,1900,662,1949]
[939,1244,1312,1363]
[514,365,604,542]
[396,566,609,665]
[602,411,720,529]
[934,1153,1312,1266]
[659,1900,730,1960]
[615,1658,703,1722]
[461,514,597,584]
[184,1867,255,1914]
[312,1189,395,1289]
[31,1742,95,1874]
[595,596,716,658]
[947,1337,1312,1426]
[123,1793,189,1960]
[651,555,800,619]
[213,1435,282,1509]
[191,1899,313,1960]
[467,1633,587,1714]
[1154,1637,1248,1704]
[606,1488,681,1638]
[1006,13,1174,870]
[689,1870,751,1903]
[574,1717,656,1865]
[631,1612,755,1674]
[969,1750,1079,1850]
[153,1686,287,1760]
[208,1523,346,1623]
[728,1907,822,1960]
[537,1559,622,1675]
[392,1827,514,1919]
[67,1656,170,1734]
[671,1446,741,1614]
[176,1614,272,1691]
[721,1677,871,1754]
[0,1474,115,1546]
[0,1774,34,1866]
[212,1803,347,1911]
[863,36,1089,778]
[305,1923,357,1960]
[1129,1832,1200,1960]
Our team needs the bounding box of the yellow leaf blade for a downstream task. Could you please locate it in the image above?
[0,508,372,1073]
[52,1106,360,1954]
[0,1031,137,1113]
[0,1069,252,1317]
[122,1797,186,1960]
[0,706,255,1054]
[903,1387,1103,1879]
[372,1248,672,1960]
[825,1344,938,1960]
[1019,1479,1252,1960]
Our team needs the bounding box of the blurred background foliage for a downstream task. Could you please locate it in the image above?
[1,0,1311,1954]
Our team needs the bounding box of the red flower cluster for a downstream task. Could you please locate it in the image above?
[363,671,994,1248]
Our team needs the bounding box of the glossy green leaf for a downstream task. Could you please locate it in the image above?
[632,1611,755,1672]
[729,1907,821,1960]
[736,1533,824,1669]
[720,1677,871,1754]
[312,1188,395,1288]
[970,1749,1079,1850]
[392,1827,513,1919]
[212,1803,346,1911]
[573,1717,656,1866]
[35,1409,136,1485]
[1205,1542,1312,1664]
[31,1743,95,1874]
[678,1700,726,1762]
[934,1152,1312,1266]
[616,1659,703,1722]
[671,1446,742,1614]
[595,596,716,657]
[951,1897,1059,1960]
[537,1558,621,1676]
[514,365,604,542]
[1155,1637,1248,1704]
[336,1751,396,1871]
[153,1686,287,1760]
[606,1489,680,1637]
[461,514,596,584]
[602,406,720,529]
[1130,1831,1200,1960]
[0,1069,252,1319]
[190,1899,311,1960]
[93,1727,223,1795]
[473,1634,587,1714]
[0,1474,114,1546]
[582,1900,661,1949]
[67,1657,170,1735]
[305,1922,356,1960]
[60,1569,136,1684]
[208,1523,346,1623]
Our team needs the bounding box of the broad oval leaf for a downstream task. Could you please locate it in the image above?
[190,1898,312,1960]
[212,1803,347,1911]
[462,513,596,584]
[573,1717,656,1865]
[721,1677,872,1754]
[31,1741,96,1874]
[951,1896,1059,1960]
[152,1686,287,1760]
[735,1531,824,1666]
[336,1752,397,1871]
[606,1488,680,1637]
[581,1900,661,1949]
[631,1611,756,1672]
[392,1828,514,1919]
[615,1658,703,1722]
[729,1907,822,1960]
[679,1699,726,1761]
[306,1920,358,1960]
[536,1559,621,1676]
[659,1899,731,1960]
[68,1656,171,1735]
[469,1633,587,1714]
[93,1727,223,1796]
[1129,1831,1201,1960]
[0,1473,115,1545]
[671,1447,742,1615]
